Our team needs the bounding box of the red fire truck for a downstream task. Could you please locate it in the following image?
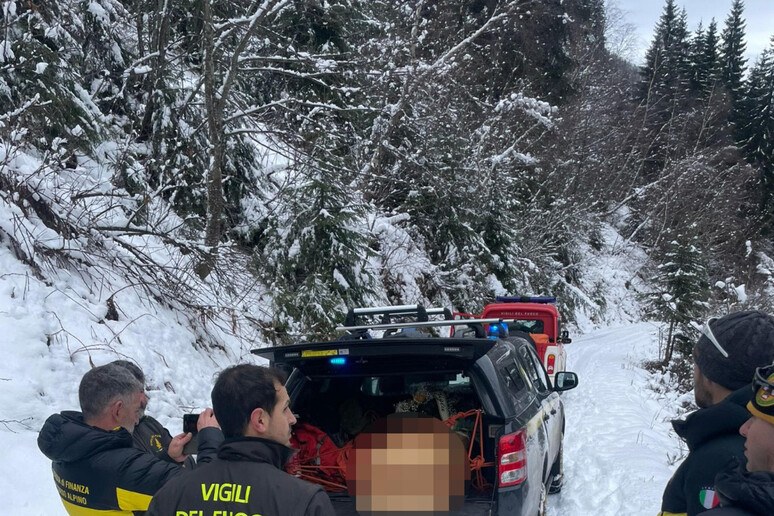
[456,296,572,385]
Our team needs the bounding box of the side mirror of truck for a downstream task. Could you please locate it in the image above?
[553,371,578,392]
[560,330,572,344]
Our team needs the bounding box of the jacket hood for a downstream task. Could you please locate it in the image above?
[218,437,296,469]
[673,387,752,450]
[715,463,774,514]
[37,411,133,463]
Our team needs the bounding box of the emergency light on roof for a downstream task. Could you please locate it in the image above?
[495,296,556,304]
[329,357,347,365]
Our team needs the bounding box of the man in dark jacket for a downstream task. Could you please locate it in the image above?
[111,360,197,468]
[698,363,774,515]
[146,364,336,516]
[660,311,774,516]
[38,363,222,515]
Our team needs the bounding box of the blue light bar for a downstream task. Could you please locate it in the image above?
[495,296,556,304]
[330,357,347,365]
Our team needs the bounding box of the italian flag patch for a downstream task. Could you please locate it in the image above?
[699,489,720,509]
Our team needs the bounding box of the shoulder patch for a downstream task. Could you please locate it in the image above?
[755,373,774,408]
[698,488,719,509]
[150,434,163,451]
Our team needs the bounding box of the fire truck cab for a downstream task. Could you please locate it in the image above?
[460,296,571,386]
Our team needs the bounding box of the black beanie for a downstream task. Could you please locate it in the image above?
[695,311,774,391]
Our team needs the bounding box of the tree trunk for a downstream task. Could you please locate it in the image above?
[196,0,223,279]
[664,320,675,364]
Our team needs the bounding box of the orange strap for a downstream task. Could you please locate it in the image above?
[445,409,494,491]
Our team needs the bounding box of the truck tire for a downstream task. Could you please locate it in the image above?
[548,438,563,494]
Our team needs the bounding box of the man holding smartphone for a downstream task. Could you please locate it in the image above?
[146,364,335,516]
[111,360,212,467]
[38,363,223,515]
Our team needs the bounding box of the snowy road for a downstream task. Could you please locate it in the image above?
[2,323,685,515]
[548,323,685,516]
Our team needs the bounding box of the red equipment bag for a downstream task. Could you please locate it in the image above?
[287,423,349,490]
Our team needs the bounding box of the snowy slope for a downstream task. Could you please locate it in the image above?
[1,319,690,515]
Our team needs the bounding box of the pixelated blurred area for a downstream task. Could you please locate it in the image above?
[346,414,470,514]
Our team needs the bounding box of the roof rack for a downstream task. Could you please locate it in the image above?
[336,318,517,332]
[344,304,452,327]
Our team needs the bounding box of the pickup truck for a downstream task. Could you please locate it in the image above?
[252,305,578,516]
[456,296,571,386]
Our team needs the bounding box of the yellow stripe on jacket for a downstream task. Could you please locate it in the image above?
[60,498,130,516]
[116,487,153,511]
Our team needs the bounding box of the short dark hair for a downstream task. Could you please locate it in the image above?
[212,364,286,438]
[79,363,143,420]
[110,360,145,385]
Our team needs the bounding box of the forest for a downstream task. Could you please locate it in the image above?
[1,0,773,371]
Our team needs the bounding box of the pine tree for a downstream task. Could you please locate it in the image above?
[689,19,720,94]
[645,228,709,363]
[738,37,774,226]
[255,164,377,342]
[638,1,692,175]
[688,22,707,92]
[640,1,691,105]
[0,0,104,153]
[720,0,747,105]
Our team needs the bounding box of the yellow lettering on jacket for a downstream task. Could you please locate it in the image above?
[52,472,92,508]
[64,480,90,494]
[65,491,88,505]
[200,483,251,503]
[212,512,262,516]
[202,483,217,500]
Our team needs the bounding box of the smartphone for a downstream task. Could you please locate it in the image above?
[182,413,199,455]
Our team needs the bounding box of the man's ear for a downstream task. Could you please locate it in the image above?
[249,407,268,435]
[109,399,123,423]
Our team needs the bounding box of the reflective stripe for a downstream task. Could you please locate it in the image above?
[658,512,687,516]
[60,499,130,516]
[116,487,152,511]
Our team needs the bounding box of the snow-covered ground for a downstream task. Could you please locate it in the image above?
[2,319,691,515]
[548,323,688,515]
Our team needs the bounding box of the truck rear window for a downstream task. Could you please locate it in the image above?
[507,319,544,333]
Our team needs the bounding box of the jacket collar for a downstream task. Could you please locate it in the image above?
[715,462,774,513]
[217,437,296,469]
[672,387,753,450]
[37,411,133,462]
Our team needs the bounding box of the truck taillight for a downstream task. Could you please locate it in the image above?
[547,354,555,374]
[498,430,527,487]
